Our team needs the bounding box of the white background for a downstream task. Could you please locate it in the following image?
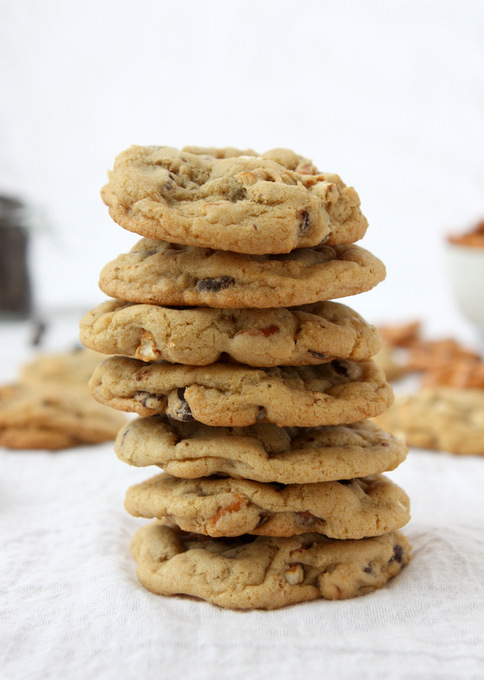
[1,5,484,678]
[1,0,484,338]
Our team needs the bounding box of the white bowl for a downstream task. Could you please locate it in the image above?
[444,241,484,347]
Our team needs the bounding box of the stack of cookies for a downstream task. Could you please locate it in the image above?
[80,146,411,610]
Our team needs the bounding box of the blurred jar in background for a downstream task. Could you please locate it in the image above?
[0,195,32,319]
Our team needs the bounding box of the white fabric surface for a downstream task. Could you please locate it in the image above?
[1,318,484,680]
[2,433,484,679]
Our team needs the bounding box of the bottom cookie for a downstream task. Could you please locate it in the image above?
[131,521,411,610]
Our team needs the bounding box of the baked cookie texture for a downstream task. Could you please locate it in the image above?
[19,347,104,391]
[124,472,410,539]
[130,520,410,609]
[80,142,410,608]
[89,356,393,427]
[374,388,484,455]
[79,299,382,367]
[0,348,126,450]
[0,383,126,450]
[101,145,368,255]
[115,416,408,483]
[99,238,385,309]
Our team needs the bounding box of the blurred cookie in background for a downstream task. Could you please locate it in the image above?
[19,347,104,391]
[0,347,126,450]
[373,319,484,455]
[374,388,484,456]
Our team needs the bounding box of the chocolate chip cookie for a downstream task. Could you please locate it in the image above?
[130,520,411,609]
[115,416,407,483]
[89,356,393,427]
[0,383,126,450]
[19,347,103,391]
[98,238,386,309]
[125,472,410,539]
[101,145,368,254]
[374,387,484,455]
[79,299,381,367]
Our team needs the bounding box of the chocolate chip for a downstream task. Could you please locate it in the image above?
[228,186,247,202]
[256,406,266,421]
[136,391,156,407]
[175,387,194,422]
[299,210,310,232]
[309,350,328,360]
[332,360,349,376]
[196,276,235,293]
[256,512,270,528]
[271,482,287,492]
[390,544,404,564]
[120,426,130,447]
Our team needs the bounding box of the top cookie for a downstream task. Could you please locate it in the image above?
[101,146,368,254]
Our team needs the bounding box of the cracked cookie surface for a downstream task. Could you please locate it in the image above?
[131,520,410,609]
[374,388,484,455]
[98,238,385,309]
[79,299,381,367]
[115,416,407,483]
[125,472,410,539]
[101,145,368,254]
[90,356,393,427]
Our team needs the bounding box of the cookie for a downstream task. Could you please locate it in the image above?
[20,347,103,391]
[0,383,126,450]
[373,388,484,455]
[89,356,393,427]
[115,416,407,482]
[125,472,410,539]
[98,238,386,309]
[130,520,410,609]
[101,145,368,254]
[79,299,382,367]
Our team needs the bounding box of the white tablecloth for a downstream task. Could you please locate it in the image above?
[1,317,484,680]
